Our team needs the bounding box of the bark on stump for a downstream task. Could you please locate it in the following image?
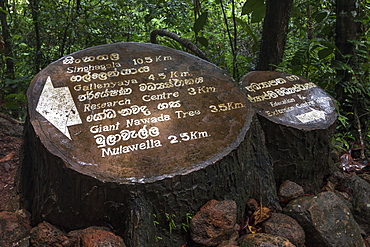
[240,71,338,193]
[19,43,279,247]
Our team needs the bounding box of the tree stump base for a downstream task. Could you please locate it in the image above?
[258,115,336,193]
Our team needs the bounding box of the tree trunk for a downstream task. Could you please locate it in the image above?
[334,0,359,105]
[240,71,338,194]
[0,0,15,79]
[19,42,280,246]
[256,0,293,71]
[29,0,42,74]
[258,115,337,193]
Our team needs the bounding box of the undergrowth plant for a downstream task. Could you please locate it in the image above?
[0,75,30,121]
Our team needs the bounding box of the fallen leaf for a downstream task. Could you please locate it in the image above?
[251,206,271,225]
[340,153,368,172]
[247,225,256,234]
[0,151,15,162]
[335,185,353,195]
[364,235,370,247]
[322,181,335,192]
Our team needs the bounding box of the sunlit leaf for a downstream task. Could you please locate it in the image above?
[0,7,6,14]
[13,34,22,39]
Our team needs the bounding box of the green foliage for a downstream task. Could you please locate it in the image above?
[165,213,176,234]
[193,12,209,34]
[153,214,160,226]
[181,213,193,232]
[0,0,369,152]
[333,133,355,151]
[241,0,266,23]
[0,75,30,120]
[333,114,355,151]
[1,0,262,87]
[151,211,193,243]
[278,0,370,154]
[152,214,163,242]
[277,38,338,93]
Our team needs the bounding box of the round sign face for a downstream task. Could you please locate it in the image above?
[28,42,252,183]
[240,71,337,130]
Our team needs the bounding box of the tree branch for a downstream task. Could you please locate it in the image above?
[150,29,209,61]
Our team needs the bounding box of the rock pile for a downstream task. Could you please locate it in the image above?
[189,173,369,247]
[1,173,369,246]
[0,214,126,247]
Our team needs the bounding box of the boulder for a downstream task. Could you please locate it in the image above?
[217,239,238,247]
[283,191,363,247]
[358,174,370,184]
[77,226,126,247]
[30,221,71,247]
[343,174,370,234]
[190,200,238,246]
[278,180,305,203]
[262,213,305,246]
[0,211,31,247]
[237,233,295,247]
[327,170,346,185]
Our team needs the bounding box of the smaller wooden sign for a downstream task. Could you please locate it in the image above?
[240,71,337,130]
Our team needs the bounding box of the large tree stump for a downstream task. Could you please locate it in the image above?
[240,71,338,193]
[19,43,279,246]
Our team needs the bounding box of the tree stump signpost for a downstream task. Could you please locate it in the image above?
[240,71,338,193]
[21,42,281,246]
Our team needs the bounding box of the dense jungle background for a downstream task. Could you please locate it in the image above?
[0,0,369,158]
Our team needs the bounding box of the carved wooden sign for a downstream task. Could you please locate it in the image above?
[28,42,252,183]
[240,71,337,130]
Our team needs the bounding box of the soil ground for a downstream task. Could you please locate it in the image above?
[0,133,22,211]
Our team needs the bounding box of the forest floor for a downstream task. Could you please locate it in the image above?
[0,133,22,211]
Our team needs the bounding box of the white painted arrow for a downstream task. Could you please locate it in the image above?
[296,109,326,123]
[36,76,82,140]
